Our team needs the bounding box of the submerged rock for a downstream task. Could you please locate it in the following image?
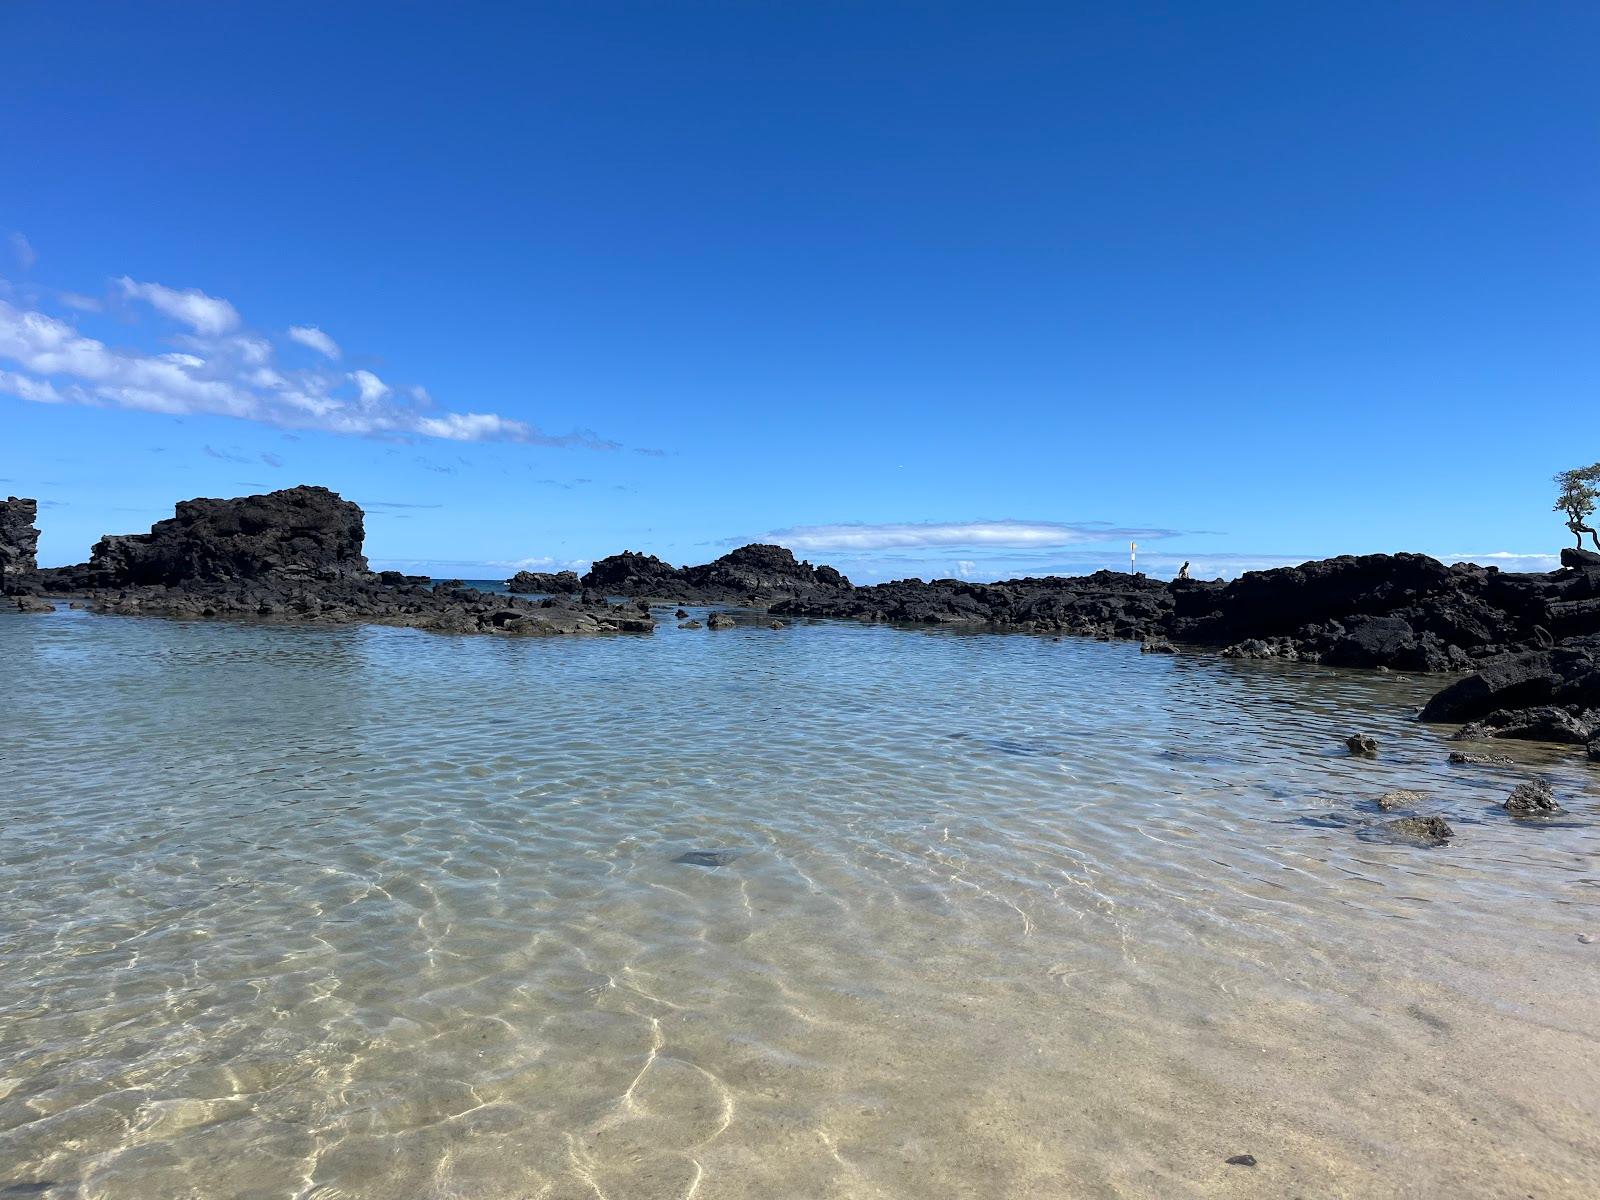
[1346,734,1379,756]
[673,849,742,868]
[12,595,53,613]
[1503,779,1565,817]
[1448,750,1516,766]
[1376,789,1426,811]
[1383,815,1455,843]
[678,619,703,629]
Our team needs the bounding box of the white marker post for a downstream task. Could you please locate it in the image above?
[1129,540,1137,574]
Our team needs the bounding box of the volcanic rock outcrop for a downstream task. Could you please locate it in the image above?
[30,486,653,638]
[507,569,582,594]
[773,570,1174,638]
[1,497,40,592]
[545,543,854,605]
[87,485,369,586]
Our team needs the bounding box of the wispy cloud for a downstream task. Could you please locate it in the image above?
[260,451,283,468]
[0,280,625,448]
[1443,551,1562,569]
[286,324,340,359]
[492,555,593,572]
[118,277,240,336]
[761,519,1184,553]
[10,233,36,271]
[203,444,252,463]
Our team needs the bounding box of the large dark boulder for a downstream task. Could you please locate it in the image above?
[581,550,685,597]
[1456,705,1600,745]
[683,543,852,599]
[1,497,40,592]
[580,543,853,604]
[1421,644,1600,723]
[507,569,582,594]
[89,486,369,586]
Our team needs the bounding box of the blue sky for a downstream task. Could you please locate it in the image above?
[3,2,1596,581]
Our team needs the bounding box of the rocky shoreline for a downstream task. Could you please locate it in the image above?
[5,485,1598,758]
[3,487,654,637]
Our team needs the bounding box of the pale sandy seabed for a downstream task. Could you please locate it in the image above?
[1,607,1596,1198]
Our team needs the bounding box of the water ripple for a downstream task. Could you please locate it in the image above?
[1,608,1597,1198]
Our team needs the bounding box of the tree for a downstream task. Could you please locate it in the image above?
[1554,463,1600,550]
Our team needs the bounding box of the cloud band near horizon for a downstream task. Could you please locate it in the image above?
[0,272,624,449]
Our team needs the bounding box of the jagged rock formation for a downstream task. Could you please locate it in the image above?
[28,486,654,638]
[1,497,40,592]
[774,570,1172,637]
[507,569,582,594]
[570,543,852,604]
[88,485,369,586]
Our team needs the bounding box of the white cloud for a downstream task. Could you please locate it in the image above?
[287,324,340,359]
[1443,551,1562,569]
[765,519,1182,552]
[493,555,593,572]
[10,233,36,271]
[58,291,102,312]
[0,291,619,448]
[351,368,390,404]
[0,368,62,403]
[117,276,241,336]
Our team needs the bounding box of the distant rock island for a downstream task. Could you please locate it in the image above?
[510,543,851,606]
[4,484,1597,759]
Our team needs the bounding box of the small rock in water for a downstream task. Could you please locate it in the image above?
[1376,789,1426,811]
[1140,637,1177,654]
[1449,750,1514,766]
[677,619,703,629]
[1346,733,1379,756]
[1225,1153,1257,1167]
[706,612,736,630]
[768,619,784,629]
[1503,779,1565,817]
[673,849,741,868]
[1383,815,1454,843]
[675,608,690,619]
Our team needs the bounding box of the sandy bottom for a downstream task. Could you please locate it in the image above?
[1,608,1596,1198]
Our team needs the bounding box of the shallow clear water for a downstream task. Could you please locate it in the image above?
[2,607,1597,1199]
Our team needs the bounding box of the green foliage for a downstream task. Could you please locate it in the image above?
[1554,463,1600,545]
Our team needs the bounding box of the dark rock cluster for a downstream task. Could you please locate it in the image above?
[1,496,40,592]
[507,569,582,594]
[13,486,654,638]
[88,485,371,586]
[554,542,853,605]
[773,570,1173,637]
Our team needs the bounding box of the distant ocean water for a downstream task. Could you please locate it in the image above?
[1,608,1596,1198]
